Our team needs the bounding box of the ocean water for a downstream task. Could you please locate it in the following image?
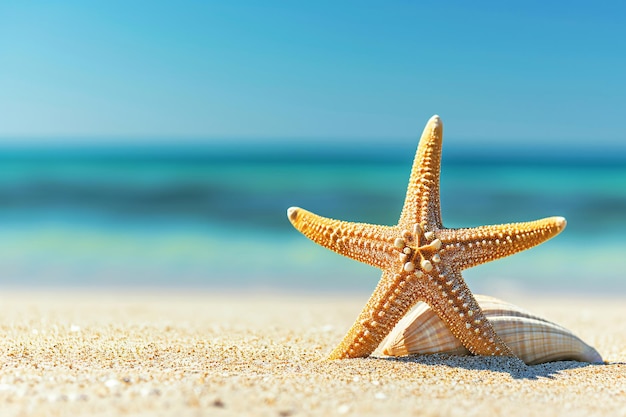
[0,141,624,295]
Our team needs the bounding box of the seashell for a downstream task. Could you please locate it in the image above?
[381,294,602,365]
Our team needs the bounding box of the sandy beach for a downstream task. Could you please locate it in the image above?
[0,290,624,417]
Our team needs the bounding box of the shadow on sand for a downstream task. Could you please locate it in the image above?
[378,353,608,380]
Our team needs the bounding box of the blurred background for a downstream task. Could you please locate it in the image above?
[0,2,625,295]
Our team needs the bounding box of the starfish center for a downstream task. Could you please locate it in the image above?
[394,223,443,276]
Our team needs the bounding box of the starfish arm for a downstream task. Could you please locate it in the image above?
[437,216,567,270]
[398,115,444,231]
[287,207,399,270]
[328,270,426,359]
[422,267,514,356]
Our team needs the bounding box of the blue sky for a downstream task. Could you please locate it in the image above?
[1,1,625,146]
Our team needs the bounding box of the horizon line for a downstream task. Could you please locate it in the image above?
[0,140,622,165]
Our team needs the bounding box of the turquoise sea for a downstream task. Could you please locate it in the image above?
[0,141,624,295]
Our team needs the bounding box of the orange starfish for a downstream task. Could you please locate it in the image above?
[287,115,566,360]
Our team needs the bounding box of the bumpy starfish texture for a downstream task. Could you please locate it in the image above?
[287,115,566,360]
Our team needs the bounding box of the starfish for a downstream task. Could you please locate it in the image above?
[287,115,567,360]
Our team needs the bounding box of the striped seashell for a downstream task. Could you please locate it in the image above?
[381,294,602,365]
